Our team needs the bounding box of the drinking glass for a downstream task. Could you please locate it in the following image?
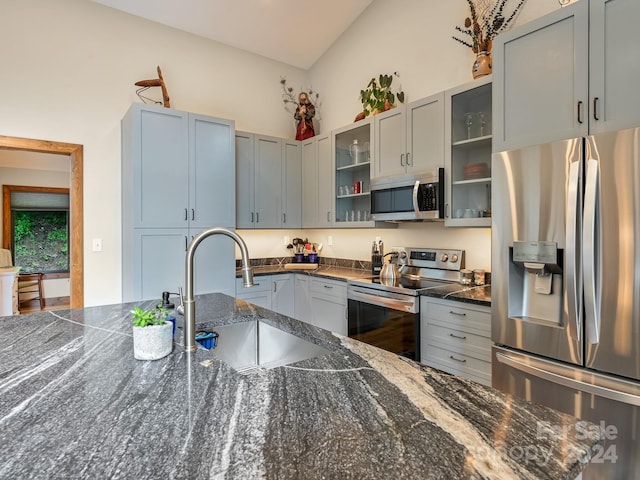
[478,112,486,136]
[465,113,474,139]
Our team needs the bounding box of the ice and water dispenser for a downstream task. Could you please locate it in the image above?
[508,241,564,325]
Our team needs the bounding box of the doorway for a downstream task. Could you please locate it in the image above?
[0,135,83,308]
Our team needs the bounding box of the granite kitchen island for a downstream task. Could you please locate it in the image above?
[0,293,600,479]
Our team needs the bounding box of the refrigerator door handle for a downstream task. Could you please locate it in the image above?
[495,352,640,407]
[583,158,601,345]
[566,160,582,340]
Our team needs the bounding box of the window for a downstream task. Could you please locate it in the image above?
[2,186,70,274]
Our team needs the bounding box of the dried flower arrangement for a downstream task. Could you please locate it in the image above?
[453,0,527,53]
[280,77,322,121]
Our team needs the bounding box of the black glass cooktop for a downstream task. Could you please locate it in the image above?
[348,275,456,295]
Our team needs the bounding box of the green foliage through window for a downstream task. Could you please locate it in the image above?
[13,210,69,273]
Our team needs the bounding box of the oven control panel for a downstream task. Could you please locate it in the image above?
[391,247,464,271]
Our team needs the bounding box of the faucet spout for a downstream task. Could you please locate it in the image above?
[183,227,254,352]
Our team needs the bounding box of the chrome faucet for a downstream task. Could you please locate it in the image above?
[182,227,254,352]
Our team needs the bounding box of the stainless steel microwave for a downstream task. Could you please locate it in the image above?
[370,168,444,222]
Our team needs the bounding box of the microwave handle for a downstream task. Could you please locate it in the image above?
[412,180,420,216]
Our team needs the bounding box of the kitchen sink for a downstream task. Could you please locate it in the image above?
[208,320,331,374]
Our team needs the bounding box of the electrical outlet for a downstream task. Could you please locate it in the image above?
[92,238,103,252]
[284,235,290,246]
[327,235,333,246]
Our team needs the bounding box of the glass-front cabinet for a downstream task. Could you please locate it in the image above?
[333,119,374,226]
[445,76,492,227]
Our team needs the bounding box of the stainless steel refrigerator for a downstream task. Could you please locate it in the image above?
[491,128,640,480]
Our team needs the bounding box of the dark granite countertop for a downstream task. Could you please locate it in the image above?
[238,258,492,306]
[420,284,492,307]
[0,294,598,479]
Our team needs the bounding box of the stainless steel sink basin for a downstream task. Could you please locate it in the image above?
[209,320,331,374]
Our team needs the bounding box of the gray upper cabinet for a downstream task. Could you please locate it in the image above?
[301,133,333,228]
[316,134,334,227]
[589,0,640,134]
[235,133,282,228]
[373,106,406,177]
[123,104,235,229]
[236,132,301,229]
[189,113,236,228]
[493,2,588,151]
[444,77,492,228]
[406,93,445,172]
[301,137,318,228]
[334,119,374,227]
[235,132,255,228]
[254,135,282,228]
[373,92,445,178]
[493,0,640,152]
[122,103,236,302]
[124,104,189,228]
[282,139,302,228]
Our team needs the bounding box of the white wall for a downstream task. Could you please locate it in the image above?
[0,0,568,305]
[0,0,307,306]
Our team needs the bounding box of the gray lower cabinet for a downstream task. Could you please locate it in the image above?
[236,274,295,317]
[122,103,236,302]
[308,277,347,336]
[271,274,295,317]
[420,297,491,386]
[236,133,301,229]
[493,0,640,151]
[240,273,347,335]
[235,276,272,310]
[294,274,311,321]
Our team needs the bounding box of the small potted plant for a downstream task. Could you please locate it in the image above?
[131,305,173,360]
[355,73,405,121]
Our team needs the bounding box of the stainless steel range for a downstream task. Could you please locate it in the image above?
[347,247,464,361]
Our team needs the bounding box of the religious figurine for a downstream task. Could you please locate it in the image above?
[294,92,316,141]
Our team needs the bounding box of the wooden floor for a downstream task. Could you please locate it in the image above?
[19,302,70,314]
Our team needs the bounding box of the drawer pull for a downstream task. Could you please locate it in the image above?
[449,310,466,316]
[324,285,333,289]
[449,355,467,363]
[449,333,467,340]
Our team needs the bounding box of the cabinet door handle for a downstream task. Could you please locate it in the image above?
[191,208,195,221]
[449,333,467,340]
[327,212,330,222]
[445,203,449,219]
[406,152,411,166]
[449,355,467,363]
[256,212,259,223]
[251,212,254,223]
[577,101,584,124]
[593,97,600,121]
[184,208,188,221]
[323,285,333,289]
[273,282,277,293]
[449,310,466,316]
[184,236,188,251]
[283,213,286,224]
[400,153,405,166]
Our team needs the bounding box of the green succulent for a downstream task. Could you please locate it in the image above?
[131,305,169,327]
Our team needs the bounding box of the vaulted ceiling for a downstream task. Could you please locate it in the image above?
[91,0,374,69]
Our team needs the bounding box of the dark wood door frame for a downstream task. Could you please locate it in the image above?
[0,135,83,308]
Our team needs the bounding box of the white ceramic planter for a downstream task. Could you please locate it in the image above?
[132,321,173,360]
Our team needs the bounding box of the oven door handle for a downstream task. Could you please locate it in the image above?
[348,288,417,313]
